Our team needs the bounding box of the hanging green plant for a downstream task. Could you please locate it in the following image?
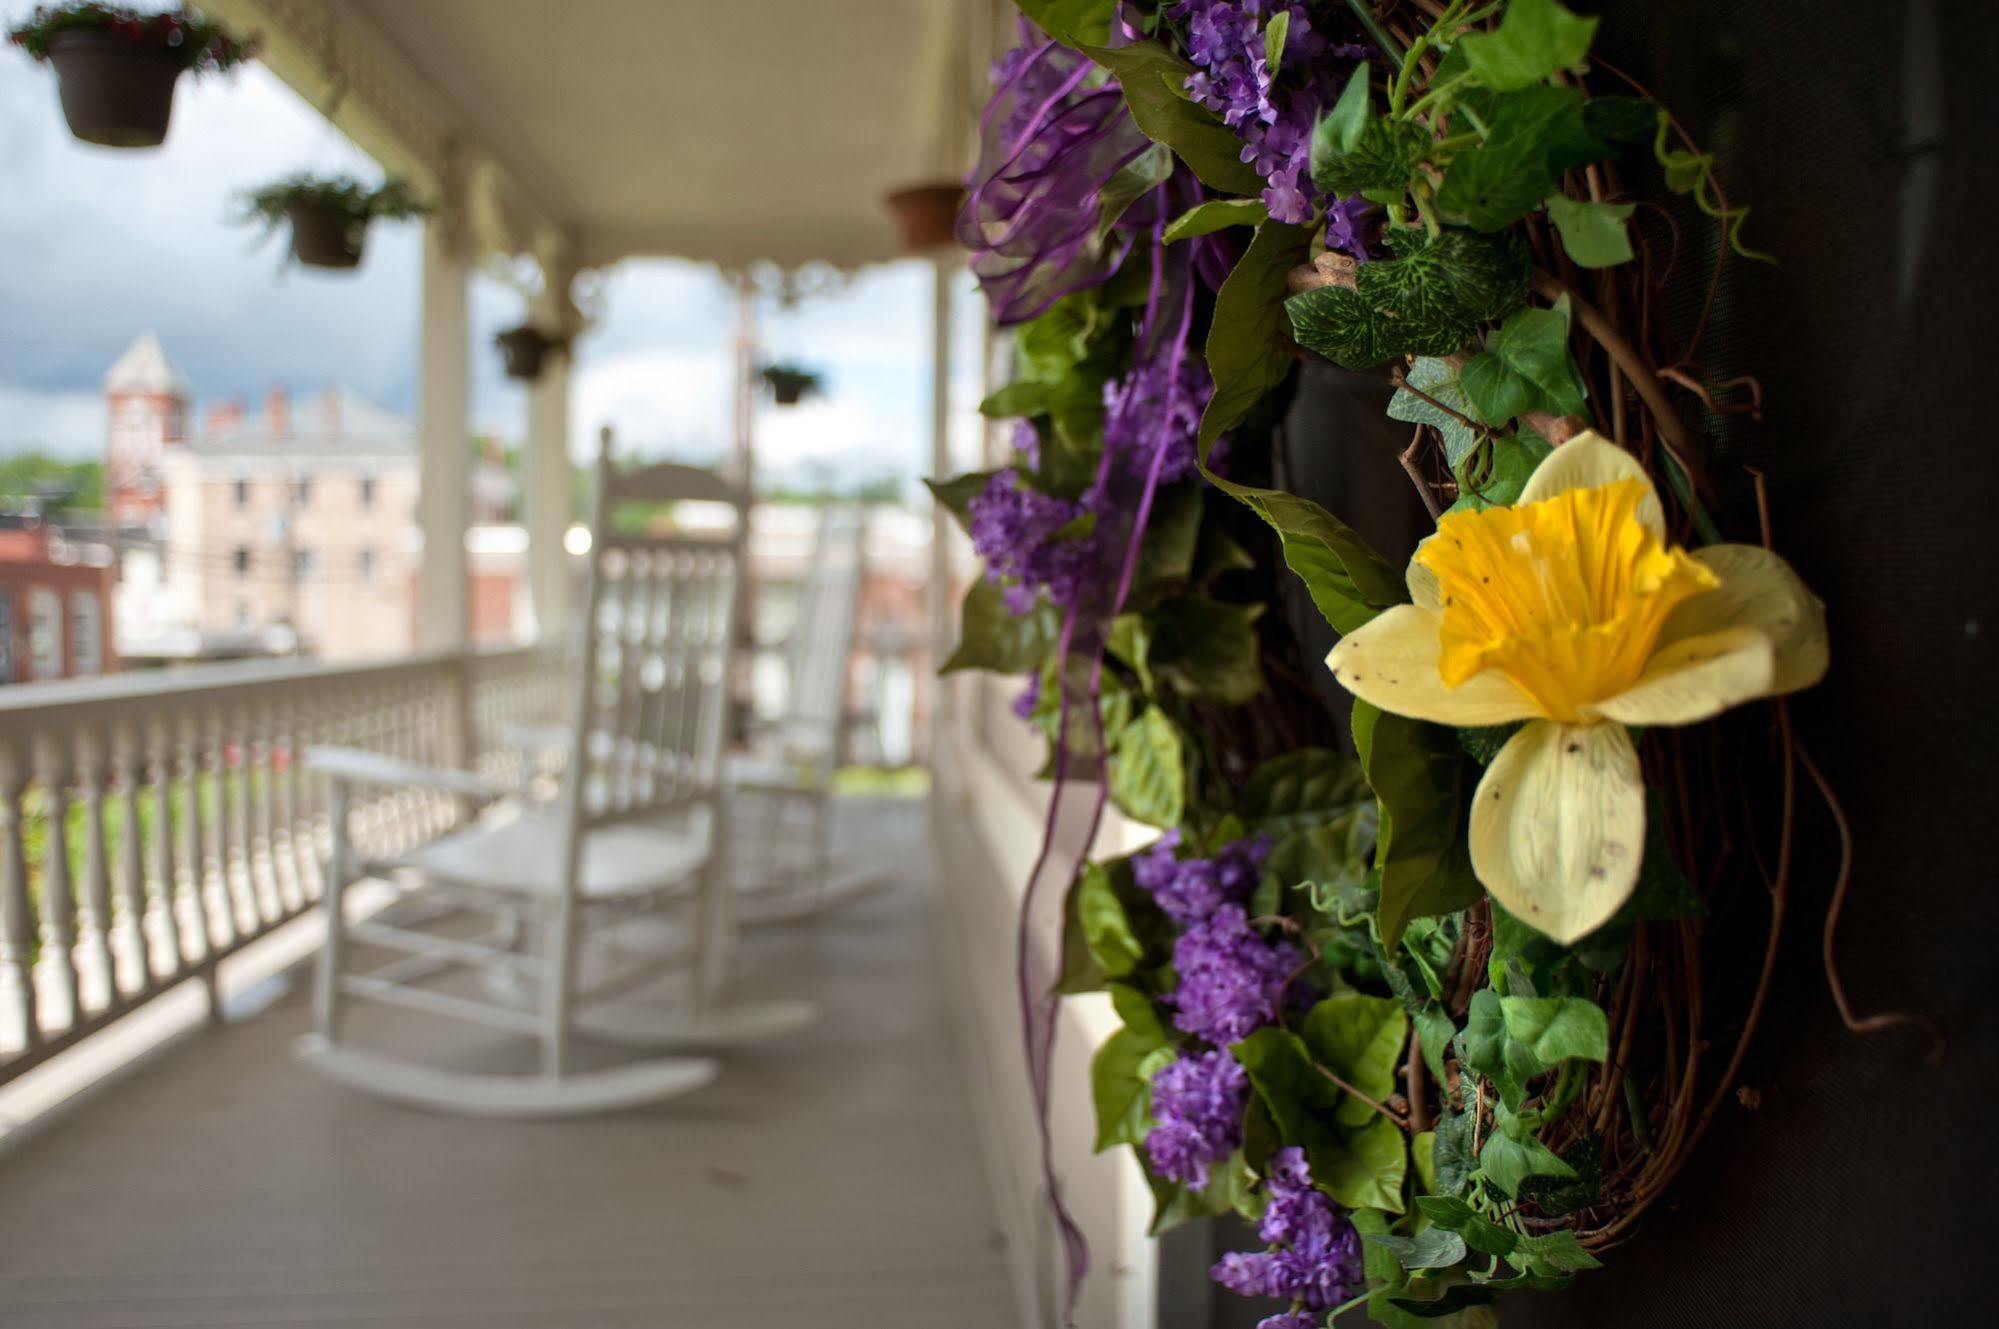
[237,174,430,271]
[759,363,825,406]
[8,2,255,148]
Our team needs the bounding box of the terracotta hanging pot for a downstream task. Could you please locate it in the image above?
[44,30,183,148]
[286,201,365,269]
[496,326,560,381]
[885,183,965,253]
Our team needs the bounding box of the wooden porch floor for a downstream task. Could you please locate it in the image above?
[0,797,1018,1329]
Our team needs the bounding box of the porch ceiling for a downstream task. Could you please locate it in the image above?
[205,0,985,272]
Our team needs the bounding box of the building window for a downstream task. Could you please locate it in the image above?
[70,592,102,676]
[0,592,14,684]
[293,547,315,578]
[29,588,61,680]
[234,477,250,509]
[234,546,251,576]
[294,473,313,507]
[236,601,251,628]
[359,475,376,510]
[358,547,376,581]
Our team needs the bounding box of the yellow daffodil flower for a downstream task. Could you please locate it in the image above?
[1327,432,1828,943]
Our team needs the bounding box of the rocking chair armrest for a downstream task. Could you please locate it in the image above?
[305,746,504,801]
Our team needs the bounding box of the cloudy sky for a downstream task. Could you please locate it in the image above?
[0,3,988,491]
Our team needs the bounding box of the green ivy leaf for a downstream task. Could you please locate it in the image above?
[1076,864,1144,979]
[1478,1124,1576,1198]
[1435,85,1603,231]
[1458,0,1600,93]
[1416,1196,1520,1258]
[1015,0,1117,47]
[924,470,995,532]
[1285,227,1530,369]
[1197,220,1314,451]
[1097,142,1176,245]
[1363,712,1484,948]
[1133,481,1206,592]
[1364,1227,1470,1271]
[1227,489,1410,635]
[1300,992,1409,1128]
[1108,705,1187,827]
[1431,1104,1477,1197]
[1143,596,1267,704]
[1163,197,1270,242]
[1386,357,1481,465]
[1241,748,1367,833]
[1326,1113,1411,1214]
[1498,996,1610,1064]
[940,579,1059,674]
[1582,96,1659,150]
[1457,298,1588,425]
[1511,1229,1603,1274]
[1544,193,1636,268]
[1517,1136,1605,1217]
[978,381,1050,418]
[1090,1024,1172,1152]
[1081,39,1267,195]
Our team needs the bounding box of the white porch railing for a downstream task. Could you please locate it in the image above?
[0,645,566,1085]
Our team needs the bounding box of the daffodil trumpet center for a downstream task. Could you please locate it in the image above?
[1415,478,1719,723]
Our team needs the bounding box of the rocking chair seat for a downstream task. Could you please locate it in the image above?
[388,803,715,900]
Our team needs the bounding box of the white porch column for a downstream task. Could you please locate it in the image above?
[925,256,955,762]
[416,215,471,653]
[524,351,572,639]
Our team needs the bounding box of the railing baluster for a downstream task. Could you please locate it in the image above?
[237,703,274,925]
[172,713,215,959]
[263,701,300,915]
[147,717,186,974]
[0,740,39,1054]
[112,722,154,991]
[200,709,238,947]
[72,727,117,1012]
[31,733,82,1033]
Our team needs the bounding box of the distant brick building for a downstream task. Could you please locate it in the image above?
[101,333,525,664]
[0,518,117,684]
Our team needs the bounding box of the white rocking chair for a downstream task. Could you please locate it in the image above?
[295,428,814,1118]
[728,504,891,925]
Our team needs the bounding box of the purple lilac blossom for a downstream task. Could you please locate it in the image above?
[1011,670,1043,720]
[1254,1315,1318,1329]
[1169,1,1375,251]
[1170,904,1302,1044]
[1211,1147,1366,1312]
[1011,417,1042,469]
[1101,354,1214,486]
[1133,831,1274,927]
[1144,1050,1249,1188]
[966,469,1100,613]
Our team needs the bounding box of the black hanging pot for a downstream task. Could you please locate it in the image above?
[496,326,558,381]
[771,378,806,406]
[286,200,365,269]
[44,30,183,148]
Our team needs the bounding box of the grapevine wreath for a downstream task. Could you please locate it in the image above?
[932,2,1939,1325]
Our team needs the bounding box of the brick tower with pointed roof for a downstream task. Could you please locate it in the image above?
[104,331,190,530]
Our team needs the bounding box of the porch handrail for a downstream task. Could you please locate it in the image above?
[0,643,568,1086]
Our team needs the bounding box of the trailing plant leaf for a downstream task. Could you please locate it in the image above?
[1365,1227,1470,1271]
[1197,220,1314,451]
[924,471,996,531]
[1311,67,1429,199]
[1164,197,1269,242]
[941,579,1059,674]
[1363,712,1485,948]
[1479,1122,1576,1197]
[1300,992,1408,1128]
[1499,996,1610,1065]
[1241,748,1367,834]
[1387,357,1481,465]
[1416,1196,1520,1258]
[1457,0,1599,93]
[1449,432,1551,512]
[1076,863,1144,979]
[1456,297,1588,425]
[1097,142,1175,244]
[1143,597,1266,704]
[1109,705,1187,827]
[1544,194,1636,268]
[1091,1024,1174,1151]
[1082,39,1268,195]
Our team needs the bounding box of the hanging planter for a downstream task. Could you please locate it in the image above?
[884,182,965,254]
[495,325,564,381]
[8,3,255,149]
[759,363,825,407]
[238,175,429,272]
